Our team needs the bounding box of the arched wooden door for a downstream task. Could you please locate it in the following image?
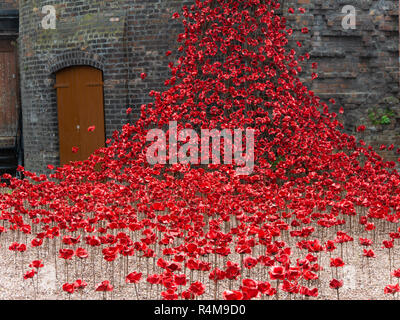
[55,66,105,165]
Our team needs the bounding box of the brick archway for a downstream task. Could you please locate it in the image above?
[47,50,105,74]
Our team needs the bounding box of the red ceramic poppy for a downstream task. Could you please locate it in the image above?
[75,248,88,259]
[330,257,345,268]
[174,274,187,286]
[363,249,375,258]
[384,284,400,295]
[23,269,36,280]
[269,266,285,281]
[59,248,74,260]
[95,280,113,292]
[29,260,44,269]
[223,290,243,300]
[126,272,142,284]
[62,283,75,294]
[161,288,178,300]
[329,279,343,290]
[243,256,258,269]
[74,279,87,290]
[188,281,205,296]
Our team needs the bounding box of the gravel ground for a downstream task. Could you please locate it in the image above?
[0,219,397,300]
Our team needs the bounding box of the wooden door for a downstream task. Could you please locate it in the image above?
[0,40,19,147]
[55,66,105,165]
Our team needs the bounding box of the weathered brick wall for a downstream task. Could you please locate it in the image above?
[19,0,192,173]
[283,0,399,161]
[18,0,400,173]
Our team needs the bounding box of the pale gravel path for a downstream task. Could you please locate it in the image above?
[0,226,397,300]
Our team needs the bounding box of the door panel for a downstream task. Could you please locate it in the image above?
[55,66,105,165]
[0,40,18,146]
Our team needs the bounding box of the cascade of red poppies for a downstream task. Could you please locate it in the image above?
[1,0,400,300]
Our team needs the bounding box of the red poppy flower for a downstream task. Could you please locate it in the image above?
[29,260,44,269]
[24,269,36,280]
[59,248,74,260]
[392,269,400,278]
[147,274,161,285]
[74,279,87,290]
[209,268,225,281]
[225,261,241,280]
[75,248,88,259]
[87,126,96,132]
[329,279,343,289]
[174,274,187,286]
[330,257,345,268]
[384,284,400,295]
[240,278,259,299]
[305,254,318,263]
[365,223,375,231]
[62,283,75,294]
[126,272,142,284]
[300,286,318,297]
[269,266,285,281]
[162,288,178,300]
[303,270,318,281]
[382,240,394,249]
[357,125,366,132]
[243,256,258,269]
[363,249,375,258]
[359,238,373,246]
[166,262,181,272]
[189,281,205,296]
[257,281,272,294]
[223,290,243,300]
[72,146,79,153]
[181,290,195,300]
[282,280,299,294]
[156,258,168,269]
[88,237,101,247]
[9,242,19,251]
[286,267,301,281]
[95,280,113,292]
[31,238,43,247]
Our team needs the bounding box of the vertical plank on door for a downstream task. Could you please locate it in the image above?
[79,66,105,162]
[0,40,18,147]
